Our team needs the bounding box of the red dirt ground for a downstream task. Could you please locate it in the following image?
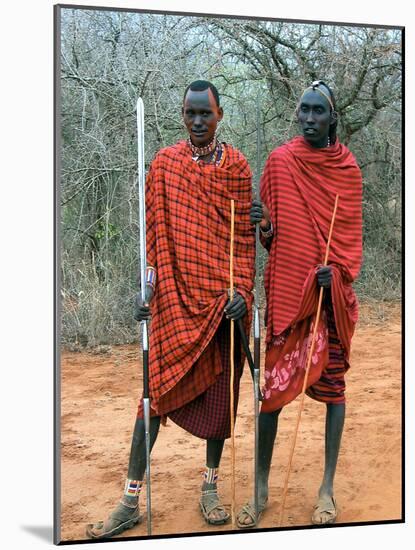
[59,302,402,542]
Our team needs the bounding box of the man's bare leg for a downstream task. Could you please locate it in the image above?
[237,409,282,527]
[312,402,345,524]
[200,438,230,524]
[86,416,160,538]
[126,416,161,480]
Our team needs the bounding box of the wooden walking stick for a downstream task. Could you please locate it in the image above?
[278,194,339,527]
[229,199,236,527]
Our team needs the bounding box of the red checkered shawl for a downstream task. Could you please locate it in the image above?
[145,140,255,414]
[261,136,362,359]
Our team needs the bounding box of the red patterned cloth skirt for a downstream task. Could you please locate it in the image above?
[137,316,243,440]
[261,298,347,413]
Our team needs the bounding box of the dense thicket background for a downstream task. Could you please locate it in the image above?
[59,8,402,346]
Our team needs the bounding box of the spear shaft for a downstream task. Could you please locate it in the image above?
[137,97,152,536]
[253,93,262,523]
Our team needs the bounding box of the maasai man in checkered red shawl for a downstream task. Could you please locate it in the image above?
[86,81,255,539]
[237,81,362,529]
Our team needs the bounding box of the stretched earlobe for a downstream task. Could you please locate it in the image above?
[330,111,338,124]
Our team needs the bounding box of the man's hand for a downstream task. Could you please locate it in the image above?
[133,285,154,321]
[250,199,271,230]
[317,266,332,288]
[224,291,247,321]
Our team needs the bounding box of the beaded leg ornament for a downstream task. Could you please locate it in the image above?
[124,479,143,498]
[203,467,219,485]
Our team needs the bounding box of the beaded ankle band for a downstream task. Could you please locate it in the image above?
[203,467,219,485]
[124,479,143,498]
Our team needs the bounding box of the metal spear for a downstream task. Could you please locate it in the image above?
[137,97,152,536]
[253,93,263,524]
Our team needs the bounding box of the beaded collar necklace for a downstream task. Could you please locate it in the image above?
[187,135,218,158]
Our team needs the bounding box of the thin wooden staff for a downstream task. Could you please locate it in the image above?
[278,194,339,527]
[229,199,236,527]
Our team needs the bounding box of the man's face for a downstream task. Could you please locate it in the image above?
[297,87,333,148]
[182,88,223,147]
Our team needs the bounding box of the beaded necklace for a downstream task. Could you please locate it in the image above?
[188,136,223,166]
[187,135,217,158]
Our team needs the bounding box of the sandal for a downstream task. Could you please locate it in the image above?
[311,495,338,525]
[199,489,230,525]
[86,501,143,539]
[236,499,267,529]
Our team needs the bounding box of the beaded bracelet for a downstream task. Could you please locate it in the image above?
[145,266,157,290]
[260,221,274,239]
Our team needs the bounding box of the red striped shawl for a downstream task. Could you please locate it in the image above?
[261,136,362,359]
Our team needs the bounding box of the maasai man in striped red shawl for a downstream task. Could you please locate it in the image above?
[86,81,255,539]
[237,81,362,528]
